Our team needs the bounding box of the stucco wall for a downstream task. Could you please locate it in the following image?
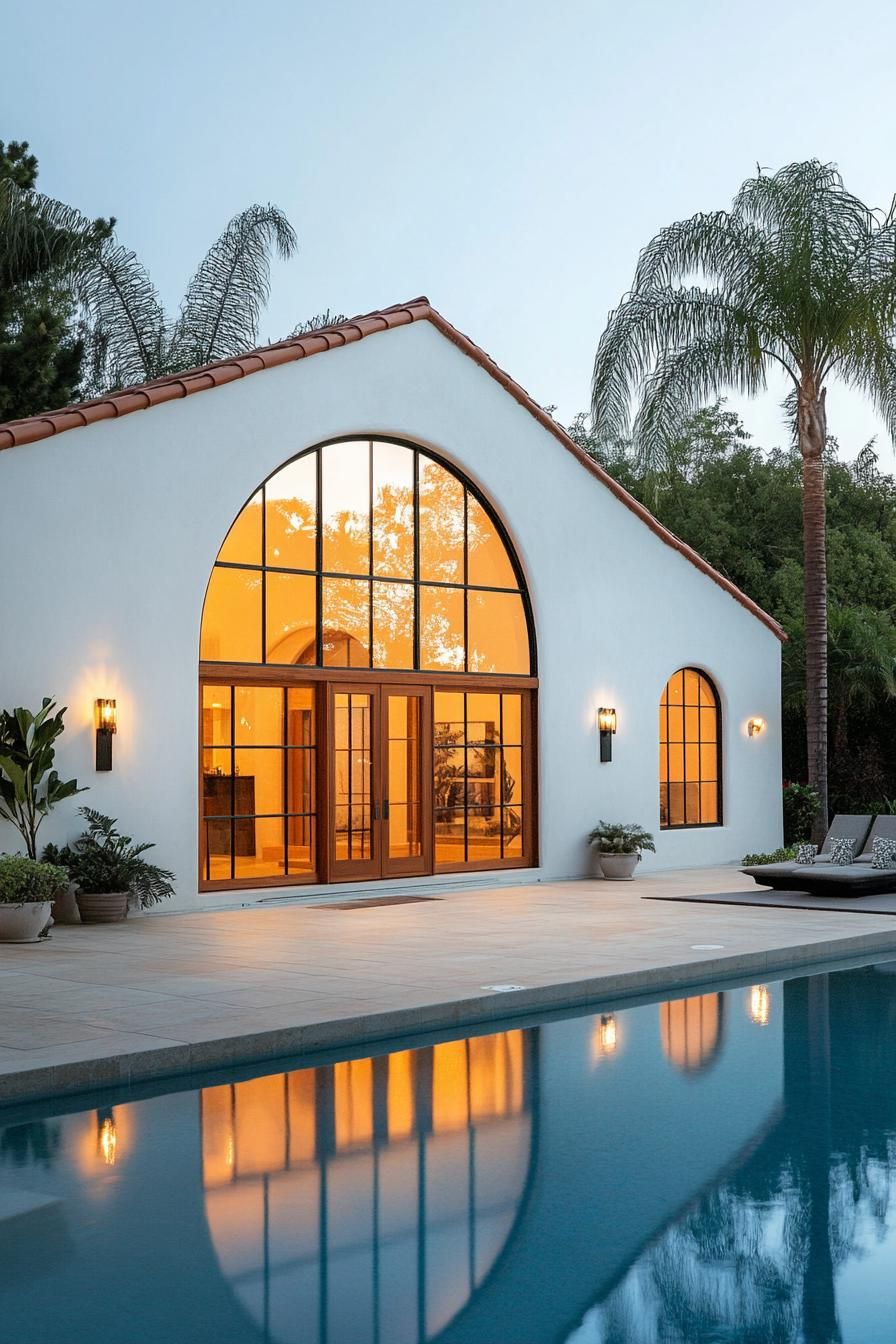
[0,320,782,909]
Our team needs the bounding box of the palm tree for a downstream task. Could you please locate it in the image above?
[592,161,896,838]
[80,203,298,392]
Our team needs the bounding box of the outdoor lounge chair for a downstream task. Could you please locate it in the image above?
[742,814,896,897]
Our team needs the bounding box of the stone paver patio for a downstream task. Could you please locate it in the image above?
[2,866,896,1105]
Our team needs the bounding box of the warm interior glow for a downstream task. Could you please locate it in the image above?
[200,440,530,676]
[659,668,720,828]
[199,439,535,889]
[749,984,771,1025]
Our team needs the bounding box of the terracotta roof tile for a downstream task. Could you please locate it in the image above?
[0,298,785,640]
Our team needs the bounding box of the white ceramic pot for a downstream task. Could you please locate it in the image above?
[0,901,53,942]
[597,852,640,881]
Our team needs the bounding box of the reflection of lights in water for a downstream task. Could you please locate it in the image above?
[592,1014,619,1063]
[98,1113,117,1166]
[749,985,771,1026]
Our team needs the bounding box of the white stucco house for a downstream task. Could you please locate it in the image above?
[0,298,783,911]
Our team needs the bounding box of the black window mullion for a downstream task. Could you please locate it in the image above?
[230,685,236,881]
[462,489,469,673]
[261,486,267,664]
[463,693,469,863]
[282,688,289,876]
[499,695,505,858]
[696,675,703,825]
[368,441,374,669]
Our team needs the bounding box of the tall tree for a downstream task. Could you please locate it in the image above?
[81,205,298,391]
[591,161,896,838]
[0,140,109,419]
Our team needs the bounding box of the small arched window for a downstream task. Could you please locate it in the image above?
[659,668,721,828]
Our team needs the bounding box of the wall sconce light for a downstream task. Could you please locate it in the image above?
[749,985,771,1026]
[95,699,117,771]
[597,707,617,763]
[747,716,766,738]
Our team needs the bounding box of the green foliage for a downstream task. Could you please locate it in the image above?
[0,139,111,420]
[588,821,656,855]
[742,847,798,865]
[82,204,298,392]
[783,782,822,845]
[57,808,175,907]
[572,402,896,809]
[0,699,85,859]
[0,855,68,904]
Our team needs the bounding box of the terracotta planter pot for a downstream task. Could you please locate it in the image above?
[0,901,53,942]
[597,852,640,881]
[75,890,129,923]
[51,882,81,925]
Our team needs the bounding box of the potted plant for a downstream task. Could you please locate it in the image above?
[0,855,69,942]
[59,808,176,924]
[0,699,85,858]
[588,821,656,880]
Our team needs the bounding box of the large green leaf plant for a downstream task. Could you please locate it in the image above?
[0,698,85,858]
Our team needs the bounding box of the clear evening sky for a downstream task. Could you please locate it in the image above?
[4,0,895,456]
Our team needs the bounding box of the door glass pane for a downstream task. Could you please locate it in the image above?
[372,442,414,578]
[201,567,262,663]
[218,490,262,565]
[467,808,501,862]
[387,695,421,860]
[234,815,286,880]
[502,809,525,858]
[420,586,464,671]
[334,692,374,864]
[466,493,517,589]
[266,572,316,664]
[418,459,464,583]
[265,455,316,571]
[234,749,284,815]
[501,693,522,746]
[502,748,523,804]
[467,590,528,674]
[322,577,370,667]
[435,806,465,865]
[322,440,370,575]
[466,694,501,745]
[372,581,414,669]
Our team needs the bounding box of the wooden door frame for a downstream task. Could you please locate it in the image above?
[328,682,382,882]
[381,684,433,878]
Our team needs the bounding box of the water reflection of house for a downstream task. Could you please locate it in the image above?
[0,988,785,1344]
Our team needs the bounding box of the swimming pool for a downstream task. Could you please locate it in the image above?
[1,960,894,1343]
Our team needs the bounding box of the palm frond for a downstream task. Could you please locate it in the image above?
[171,204,298,368]
[78,240,167,391]
[0,179,102,292]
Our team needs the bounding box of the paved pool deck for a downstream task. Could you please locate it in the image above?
[2,865,896,1107]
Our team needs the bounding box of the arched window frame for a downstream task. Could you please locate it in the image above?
[199,435,537,678]
[659,667,722,830]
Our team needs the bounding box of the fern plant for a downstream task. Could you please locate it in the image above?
[588,821,656,855]
[50,808,175,907]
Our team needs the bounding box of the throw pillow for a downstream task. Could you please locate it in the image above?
[796,843,817,865]
[829,837,856,866]
[871,837,896,870]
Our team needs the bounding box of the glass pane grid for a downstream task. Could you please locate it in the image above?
[659,669,720,829]
[201,442,532,676]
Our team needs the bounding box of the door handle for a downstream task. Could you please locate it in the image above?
[382,799,390,821]
[372,801,380,822]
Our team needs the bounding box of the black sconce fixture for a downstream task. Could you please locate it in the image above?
[95,699,117,771]
[597,707,617,763]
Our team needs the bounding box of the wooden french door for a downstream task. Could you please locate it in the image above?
[329,684,431,881]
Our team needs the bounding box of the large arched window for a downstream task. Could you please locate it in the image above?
[659,668,721,829]
[199,438,536,890]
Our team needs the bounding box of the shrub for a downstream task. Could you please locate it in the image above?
[0,855,69,904]
[742,846,798,865]
[782,782,821,845]
[0,699,85,858]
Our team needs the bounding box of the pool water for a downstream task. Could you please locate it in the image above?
[2,961,895,1343]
